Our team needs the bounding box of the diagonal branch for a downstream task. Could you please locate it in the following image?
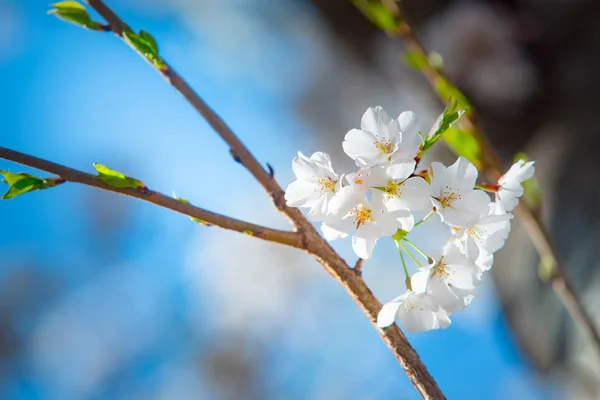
[48,2,447,398]
[0,146,301,248]
[85,0,309,232]
[0,143,446,399]
[375,0,600,358]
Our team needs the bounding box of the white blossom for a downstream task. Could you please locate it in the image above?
[343,107,420,167]
[286,105,534,335]
[412,243,481,313]
[456,210,513,255]
[377,290,451,332]
[366,162,431,213]
[344,168,371,195]
[429,157,490,228]
[284,151,341,220]
[321,187,414,259]
[496,159,535,212]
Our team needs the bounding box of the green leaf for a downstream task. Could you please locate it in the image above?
[1,171,63,200]
[123,30,166,70]
[138,30,158,55]
[514,152,541,208]
[173,194,211,225]
[48,1,106,31]
[443,127,482,170]
[52,1,86,11]
[93,163,145,189]
[420,99,467,153]
[353,0,399,33]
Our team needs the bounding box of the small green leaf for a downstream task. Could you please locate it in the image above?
[93,163,145,189]
[443,127,482,170]
[123,30,166,70]
[1,171,63,200]
[49,1,106,31]
[52,1,86,11]
[138,30,158,55]
[514,152,541,208]
[353,0,399,33]
[420,99,467,154]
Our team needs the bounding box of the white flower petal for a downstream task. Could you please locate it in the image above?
[428,162,446,195]
[445,157,479,192]
[386,162,416,181]
[377,296,406,328]
[445,261,479,290]
[352,236,378,259]
[428,273,462,311]
[320,221,349,241]
[411,270,431,294]
[361,106,392,133]
[397,111,417,135]
[390,177,431,211]
[441,190,490,227]
[342,129,381,166]
[329,186,363,215]
[309,151,334,170]
[284,180,318,208]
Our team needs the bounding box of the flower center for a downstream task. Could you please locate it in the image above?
[466,226,486,241]
[316,177,337,193]
[435,186,462,208]
[350,205,373,229]
[374,138,394,155]
[432,257,449,278]
[383,180,402,198]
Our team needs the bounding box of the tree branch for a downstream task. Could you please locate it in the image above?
[0,146,301,248]
[0,144,447,399]
[42,2,448,397]
[379,1,600,358]
[84,0,309,232]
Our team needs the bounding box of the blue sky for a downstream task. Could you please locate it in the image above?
[0,1,556,399]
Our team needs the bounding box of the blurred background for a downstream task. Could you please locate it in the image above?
[1,0,599,398]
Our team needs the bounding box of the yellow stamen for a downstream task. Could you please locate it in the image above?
[349,205,373,229]
[314,177,337,193]
[435,185,462,208]
[432,256,449,279]
[374,137,394,155]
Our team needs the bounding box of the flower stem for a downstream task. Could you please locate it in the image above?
[399,241,424,268]
[395,239,411,281]
[403,238,431,263]
[414,210,434,227]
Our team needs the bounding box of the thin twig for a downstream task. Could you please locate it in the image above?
[354,258,364,275]
[380,1,600,357]
[46,2,447,398]
[85,0,308,232]
[0,146,301,248]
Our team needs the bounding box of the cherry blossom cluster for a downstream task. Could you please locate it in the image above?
[285,106,535,333]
